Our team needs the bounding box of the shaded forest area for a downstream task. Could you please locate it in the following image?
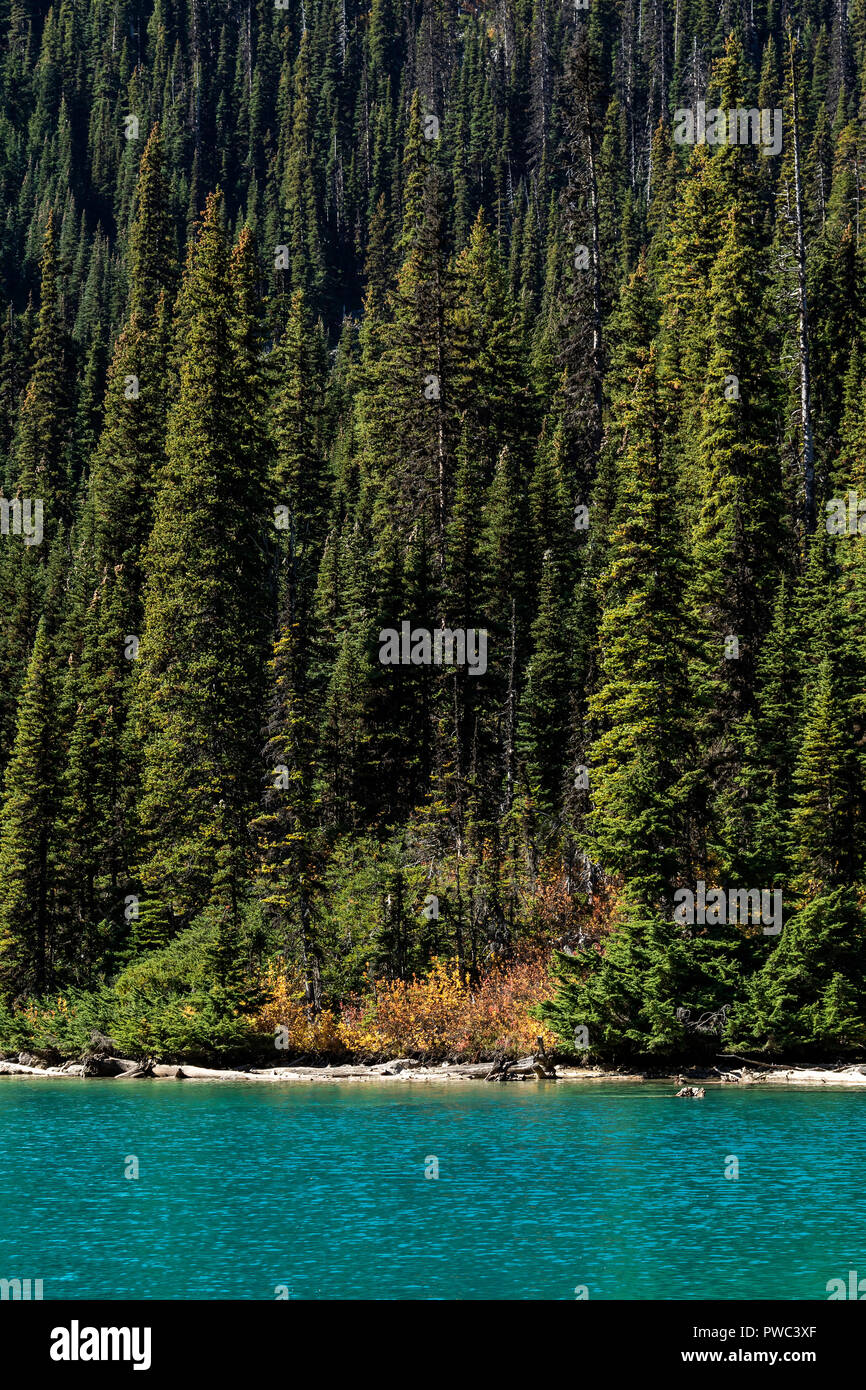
[0,0,864,1062]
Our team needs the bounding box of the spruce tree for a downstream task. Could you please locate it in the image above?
[132,199,271,937]
[13,212,73,527]
[0,619,59,998]
[586,346,691,906]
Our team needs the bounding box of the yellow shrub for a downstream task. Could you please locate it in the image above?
[337,952,556,1061]
[255,952,556,1062]
[255,962,346,1055]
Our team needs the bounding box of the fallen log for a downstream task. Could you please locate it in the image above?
[485,1055,532,1081]
[438,1062,490,1078]
[114,1059,155,1079]
[486,1049,557,1081]
[485,1055,510,1081]
[717,1053,792,1071]
[178,1063,259,1081]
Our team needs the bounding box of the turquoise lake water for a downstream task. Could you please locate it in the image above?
[0,1078,862,1300]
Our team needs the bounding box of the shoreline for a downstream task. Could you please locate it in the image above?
[3,1057,866,1087]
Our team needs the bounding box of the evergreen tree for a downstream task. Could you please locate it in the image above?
[0,619,59,997]
[13,212,73,525]
[586,347,691,908]
[132,200,271,937]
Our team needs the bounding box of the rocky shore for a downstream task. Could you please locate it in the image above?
[2,1048,866,1087]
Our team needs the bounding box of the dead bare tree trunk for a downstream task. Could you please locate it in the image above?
[583,79,604,430]
[788,25,816,538]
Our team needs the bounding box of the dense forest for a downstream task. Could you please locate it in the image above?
[0,0,863,1063]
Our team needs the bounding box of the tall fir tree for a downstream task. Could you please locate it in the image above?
[132,199,272,938]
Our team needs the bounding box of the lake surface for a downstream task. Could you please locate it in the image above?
[0,1078,862,1299]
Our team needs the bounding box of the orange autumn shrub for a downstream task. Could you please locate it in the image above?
[338,959,466,1058]
[255,962,347,1056]
[464,952,557,1057]
[338,952,557,1061]
[256,951,557,1062]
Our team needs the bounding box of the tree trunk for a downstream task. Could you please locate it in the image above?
[788,27,816,537]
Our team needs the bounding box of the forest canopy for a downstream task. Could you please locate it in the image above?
[0,0,864,1063]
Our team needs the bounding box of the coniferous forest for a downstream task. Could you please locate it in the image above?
[0,0,864,1066]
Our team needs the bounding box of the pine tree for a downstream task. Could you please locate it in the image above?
[254,619,326,1015]
[128,124,177,323]
[0,619,59,998]
[13,211,73,530]
[788,643,862,892]
[89,123,177,590]
[450,209,534,473]
[689,204,781,748]
[543,893,740,1061]
[270,286,330,628]
[735,888,866,1054]
[55,563,135,982]
[132,199,272,937]
[0,0,864,1062]
[586,347,692,907]
[517,547,573,816]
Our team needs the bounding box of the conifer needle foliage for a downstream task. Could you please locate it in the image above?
[0,5,863,1062]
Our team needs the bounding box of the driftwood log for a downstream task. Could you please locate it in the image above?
[433,1062,490,1079]
[675,1085,705,1098]
[114,1058,155,1079]
[486,1037,557,1082]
